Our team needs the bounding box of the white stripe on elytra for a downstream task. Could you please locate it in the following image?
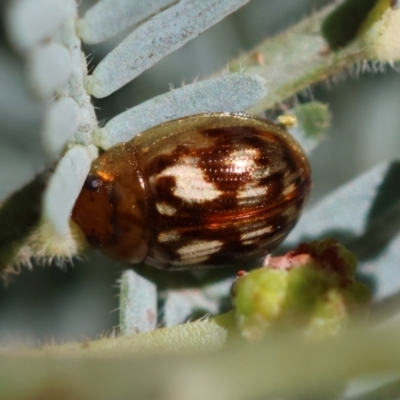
[158,230,181,243]
[237,184,268,199]
[177,240,223,261]
[152,156,222,203]
[156,202,177,216]
[240,226,273,242]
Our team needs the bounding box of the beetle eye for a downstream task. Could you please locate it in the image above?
[83,175,103,191]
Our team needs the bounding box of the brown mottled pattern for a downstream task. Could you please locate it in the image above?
[72,113,311,270]
[134,114,311,269]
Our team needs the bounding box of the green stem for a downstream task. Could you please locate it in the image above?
[4,324,400,399]
[228,4,368,113]
[20,312,235,357]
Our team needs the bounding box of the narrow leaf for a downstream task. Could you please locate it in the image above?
[119,269,157,335]
[86,0,250,98]
[27,43,72,98]
[43,146,90,237]
[162,277,233,327]
[95,73,266,149]
[42,97,80,158]
[78,0,176,44]
[6,0,71,52]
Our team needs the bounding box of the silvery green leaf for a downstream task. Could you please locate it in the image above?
[6,0,72,52]
[86,0,250,98]
[43,146,90,237]
[285,163,392,245]
[94,73,266,149]
[27,43,72,98]
[42,97,80,158]
[119,270,157,335]
[161,277,233,327]
[78,0,176,44]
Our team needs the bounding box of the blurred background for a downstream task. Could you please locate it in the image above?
[1,0,400,346]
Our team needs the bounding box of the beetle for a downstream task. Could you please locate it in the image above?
[71,112,311,270]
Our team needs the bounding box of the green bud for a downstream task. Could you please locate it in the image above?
[232,239,370,340]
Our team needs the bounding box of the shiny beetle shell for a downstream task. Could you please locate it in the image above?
[71,113,311,270]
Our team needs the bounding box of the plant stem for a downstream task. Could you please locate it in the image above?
[20,312,235,357]
[228,4,368,113]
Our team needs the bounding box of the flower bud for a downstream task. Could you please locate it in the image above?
[232,239,370,340]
